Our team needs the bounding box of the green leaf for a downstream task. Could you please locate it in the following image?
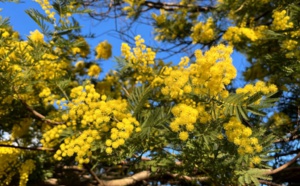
[139,106,171,139]
[151,166,158,172]
[247,107,266,116]
[238,175,245,185]
[250,176,260,186]
[244,173,251,184]
[128,85,152,116]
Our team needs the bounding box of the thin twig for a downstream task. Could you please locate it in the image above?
[56,83,70,102]
[84,164,105,186]
[274,134,300,143]
[20,100,63,125]
[13,86,63,125]
[259,180,283,186]
[0,144,54,151]
[141,0,215,12]
[122,87,130,97]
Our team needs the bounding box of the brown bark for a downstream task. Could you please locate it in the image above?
[266,152,300,175]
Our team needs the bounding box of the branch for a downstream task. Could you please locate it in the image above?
[259,180,283,186]
[141,0,215,12]
[132,154,182,165]
[103,170,151,186]
[274,119,300,143]
[266,152,300,175]
[167,172,210,182]
[0,144,54,151]
[20,100,63,125]
[274,134,300,143]
[63,165,85,172]
[84,164,106,186]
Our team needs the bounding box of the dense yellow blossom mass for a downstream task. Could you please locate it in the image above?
[88,64,102,77]
[35,0,55,19]
[191,17,215,44]
[0,145,21,186]
[41,82,141,164]
[28,29,44,43]
[18,159,36,186]
[272,10,294,31]
[154,44,236,99]
[121,35,156,82]
[223,27,258,43]
[236,81,278,95]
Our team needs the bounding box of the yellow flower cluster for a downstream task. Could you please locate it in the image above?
[95,40,112,59]
[1,39,32,73]
[251,156,261,165]
[42,83,140,162]
[196,104,212,124]
[190,17,215,44]
[281,39,299,58]
[0,27,69,111]
[223,27,258,43]
[121,35,156,82]
[53,129,99,164]
[39,87,57,105]
[123,0,145,18]
[71,47,81,55]
[0,144,20,186]
[18,159,36,186]
[105,117,140,154]
[41,124,67,147]
[160,66,190,98]
[192,44,237,92]
[271,112,291,127]
[281,39,298,51]
[272,10,294,30]
[88,64,102,77]
[28,29,44,43]
[1,30,10,38]
[34,53,69,80]
[35,0,56,20]
[236,81,278,95]
[170,104,198,141]
[224,118,262,156]
[152,8,196,41]
[11,118,32,140]
[0,29,71,102]
[156,44,236,99]
[74,37,90,58]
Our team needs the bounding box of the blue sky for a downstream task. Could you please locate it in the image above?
[0,1,249,87]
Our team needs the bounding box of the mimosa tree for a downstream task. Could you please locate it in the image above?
[0,0,299,185]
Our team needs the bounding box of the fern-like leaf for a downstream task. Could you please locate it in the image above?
[127,85,152,116]
[25,9,52,35]
[222,92,278,122]
[139,106,171,139]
